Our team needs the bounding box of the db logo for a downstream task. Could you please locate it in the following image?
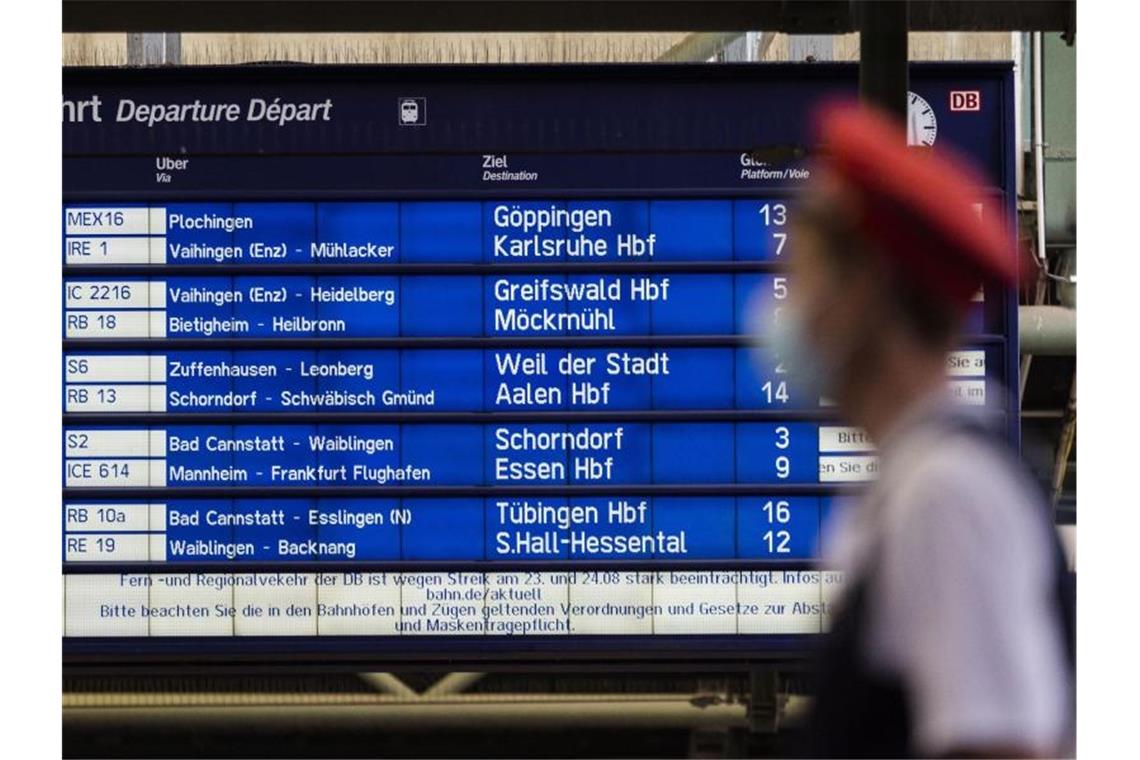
[950,91,981,112]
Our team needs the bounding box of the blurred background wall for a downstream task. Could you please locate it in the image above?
[62,31,1013,66]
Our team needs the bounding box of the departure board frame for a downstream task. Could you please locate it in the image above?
[62,63,1019,665]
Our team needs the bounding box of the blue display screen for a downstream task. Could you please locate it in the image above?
[63,496,824,562]
[60,345,1003,412]
[61,63,1017,658]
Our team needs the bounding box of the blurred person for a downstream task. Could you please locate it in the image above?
[762,104,1075,758]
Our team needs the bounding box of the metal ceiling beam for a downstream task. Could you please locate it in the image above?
[63,694,749,729]
[857,0,909,118]
[656,33,745,63]
[126,32,180,65]
[63,1,1076,35]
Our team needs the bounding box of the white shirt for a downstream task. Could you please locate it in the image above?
[823,388,1073,756]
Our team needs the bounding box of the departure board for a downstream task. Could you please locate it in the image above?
[62,64,1018,661]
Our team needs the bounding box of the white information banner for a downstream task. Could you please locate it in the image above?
[62,570,843,638]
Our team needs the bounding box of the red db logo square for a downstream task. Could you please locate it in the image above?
[950,91,981,112]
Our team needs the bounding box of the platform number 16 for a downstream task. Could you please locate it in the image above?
[761,499,793,554]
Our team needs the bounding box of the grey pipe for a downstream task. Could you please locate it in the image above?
[1020,305,1075,356]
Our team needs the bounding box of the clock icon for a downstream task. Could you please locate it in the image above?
[907,92,938,147]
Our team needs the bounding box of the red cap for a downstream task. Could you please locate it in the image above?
[811,101,1017,309]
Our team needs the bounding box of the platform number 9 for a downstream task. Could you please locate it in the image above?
[774,426,791,479]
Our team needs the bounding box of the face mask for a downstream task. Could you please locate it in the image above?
[756,300,834,401]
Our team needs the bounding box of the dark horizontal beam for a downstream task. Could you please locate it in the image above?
[63,1,1075,34]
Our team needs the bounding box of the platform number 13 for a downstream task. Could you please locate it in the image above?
[759,203,788,257]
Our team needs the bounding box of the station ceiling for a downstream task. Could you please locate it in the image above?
[64,1,1075,36]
